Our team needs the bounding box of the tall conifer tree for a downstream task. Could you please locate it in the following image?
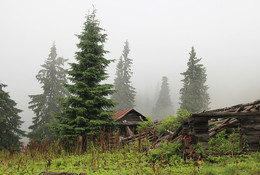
[152,76,174,120]
[112,56,124,110]
[53,10,116,140]
[111,40,135,111]
[180,47,210,112]
[0,83,25,149]
[28,43,68,141]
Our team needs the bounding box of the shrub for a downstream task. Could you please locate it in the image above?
[137,116,153,133]
[193,143,207,157]
[223,165,239,175]
[156,109,190,135]
[156,114,176,135]
[175,109,190,124]
[149,141,182,162]
[209,128,242,155]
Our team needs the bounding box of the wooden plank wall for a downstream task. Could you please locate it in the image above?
[240,116,260,152]
[181,116,209,155]
[181,114,260,155]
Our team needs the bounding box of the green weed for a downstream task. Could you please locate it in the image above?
[0,132,259,175]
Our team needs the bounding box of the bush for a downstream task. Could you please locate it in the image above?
[156,114,176,135]
[156,109,190,135]
[209,128,243,154]
[149,141,182,162]
[223,164,239,175]
[137,116,153,133]
[176,109,190,124]
[193,143,207,157]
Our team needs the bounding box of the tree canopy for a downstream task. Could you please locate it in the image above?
[0,83,25,150]
[152,76,174,120]
[179,47,210,112]
[28,43,68,141]
[53,10,116,140]
[111,40,136,111]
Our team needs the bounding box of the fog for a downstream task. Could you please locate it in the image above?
[1,0,260,139]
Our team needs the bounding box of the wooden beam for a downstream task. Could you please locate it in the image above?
[126,126,133,137]
[192,111,260,118]
[118,121,141,126]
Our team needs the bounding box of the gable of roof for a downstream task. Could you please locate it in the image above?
[112,109,133,120]
[112,108,146,120]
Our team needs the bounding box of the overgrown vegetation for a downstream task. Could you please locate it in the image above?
[209,128,246,155]
[157,109,190,135]
[137,116,153,133]
[149,141,182,162]
[0,134,259,175]
[137,109,190,135]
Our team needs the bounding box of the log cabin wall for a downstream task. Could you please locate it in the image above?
[180,100,260,154]
[182,115,260,154]
[117,111,146,123]
[239,116,260,152]
[181,116,209,155]
[192,116,209,154]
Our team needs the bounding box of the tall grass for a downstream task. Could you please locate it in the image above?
[0,128,259,174]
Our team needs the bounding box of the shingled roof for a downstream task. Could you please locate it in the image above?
[112,108,147,121]
[112,109,134,120]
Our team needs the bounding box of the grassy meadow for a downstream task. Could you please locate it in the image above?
[0,131,259,175]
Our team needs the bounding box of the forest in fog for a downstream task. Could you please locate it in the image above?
[1,1,260,145]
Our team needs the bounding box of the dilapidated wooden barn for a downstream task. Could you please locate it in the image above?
[178,100,260,154]
[112,109,147,136]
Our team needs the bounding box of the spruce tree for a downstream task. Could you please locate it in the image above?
[180,47,210,112]
[0,83,25,150]
[152,76,174,120]
[53,10,116,140]
[111,40,136,111]
[111,56,124,110]
[28,43,68,141]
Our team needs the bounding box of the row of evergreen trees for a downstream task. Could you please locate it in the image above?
[110,43,210,121]
[0,10,210,148]
[149,47,210,120]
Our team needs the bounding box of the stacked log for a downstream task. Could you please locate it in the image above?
[240,116,260,152]
[208,118,239,137]
[181,116,209,156]
[181,118,191,155]
[192,117,209,154]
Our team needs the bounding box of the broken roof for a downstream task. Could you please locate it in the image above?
[206,99,260,113]
[192,99,260,118]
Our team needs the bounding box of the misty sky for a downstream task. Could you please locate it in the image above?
[1,0,260,133]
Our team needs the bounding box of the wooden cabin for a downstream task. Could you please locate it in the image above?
[112,109,147,136]
[180,99,260,154]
